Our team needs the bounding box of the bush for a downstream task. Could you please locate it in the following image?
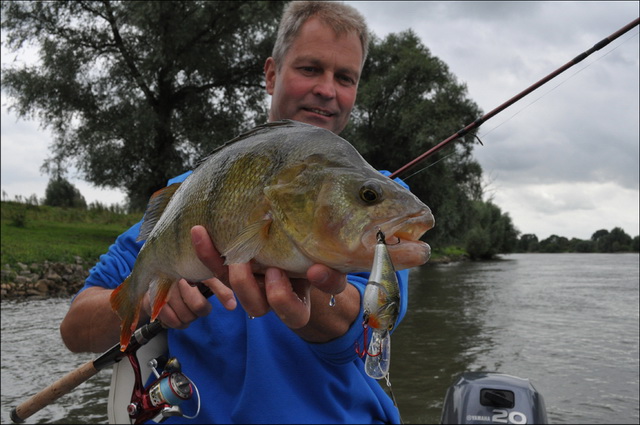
[9,207,28,228]
[44,177,87,209]
[465,227,491,260]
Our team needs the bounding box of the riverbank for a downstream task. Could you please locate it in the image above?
[0,258,91,300]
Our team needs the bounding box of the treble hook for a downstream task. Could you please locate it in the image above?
[355,321,383,358]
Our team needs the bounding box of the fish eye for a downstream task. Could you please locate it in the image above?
[359,181,382,204]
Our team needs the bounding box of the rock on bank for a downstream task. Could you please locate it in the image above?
[1,257,92,300]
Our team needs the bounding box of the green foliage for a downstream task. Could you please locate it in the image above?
[538,235,570,253]
[517,234,539,252]
[2,1,286,210]
[44,176,87,208]
[342,30,484,246]
[430,245,468,262]
[465,227,491,260]
[591,227,634,252]
[571,238,595,253]
[464,200,520,259]
[436,245,467,257]
[1,201,140,267]
[8,206,28,228]
[514,227,638,253]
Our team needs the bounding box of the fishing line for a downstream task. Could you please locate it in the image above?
[478,28,640,140]
[400,152,456,181]
[384,374,403,424]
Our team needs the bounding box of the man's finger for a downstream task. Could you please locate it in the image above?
[191,225,229,284]
[307,264,347,294]
[265,268,310,329]
[229,263,270,317]
[201,277,237,310]
[177,279,213,318]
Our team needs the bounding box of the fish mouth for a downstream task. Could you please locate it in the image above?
[363,209,435,269]
[367,210,434,244]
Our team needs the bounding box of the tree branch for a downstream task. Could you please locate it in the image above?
[100,0,157,109]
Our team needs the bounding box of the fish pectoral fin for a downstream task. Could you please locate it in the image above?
[222,215,273,264]
[137,182,182,242]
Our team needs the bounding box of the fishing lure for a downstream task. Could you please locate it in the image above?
[357,230,400,380]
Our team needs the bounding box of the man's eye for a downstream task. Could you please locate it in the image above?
[337,75,356,86]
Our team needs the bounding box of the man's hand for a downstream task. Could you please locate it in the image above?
[189,225,359,342]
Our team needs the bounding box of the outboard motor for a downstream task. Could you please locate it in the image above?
[441,372,548,424]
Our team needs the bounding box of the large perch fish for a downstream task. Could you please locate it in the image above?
[111,120,434,350]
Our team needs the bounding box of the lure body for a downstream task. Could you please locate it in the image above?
[361,231,400,379]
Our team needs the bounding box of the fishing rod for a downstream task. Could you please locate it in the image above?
[389,17,640,180]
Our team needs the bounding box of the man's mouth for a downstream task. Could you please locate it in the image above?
[304,107,334,117]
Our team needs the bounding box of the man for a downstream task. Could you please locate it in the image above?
[61,2,409,423]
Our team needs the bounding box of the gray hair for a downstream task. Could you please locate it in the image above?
[272,1,370,70]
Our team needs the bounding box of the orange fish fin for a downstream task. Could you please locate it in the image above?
[137,182,182,242]
[110,276,142,351]
[222,215,272,264]
[149,276,175,321]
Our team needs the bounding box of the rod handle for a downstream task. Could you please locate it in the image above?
[10,360,99,423]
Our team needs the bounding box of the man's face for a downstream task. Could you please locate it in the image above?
[264,17,363,135]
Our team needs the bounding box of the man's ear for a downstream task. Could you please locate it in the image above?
[264,57,276,95]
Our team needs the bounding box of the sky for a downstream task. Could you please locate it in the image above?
[1,1,638,241]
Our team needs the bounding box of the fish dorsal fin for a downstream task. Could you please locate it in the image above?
[137,183,182,242]
[195,120,302,168]
[222,214,273,265]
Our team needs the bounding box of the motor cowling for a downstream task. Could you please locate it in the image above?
[440,372,548,424]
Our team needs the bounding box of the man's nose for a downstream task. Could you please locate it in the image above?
[312,74,337,99]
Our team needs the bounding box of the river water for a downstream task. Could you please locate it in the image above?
[1,253,638,424]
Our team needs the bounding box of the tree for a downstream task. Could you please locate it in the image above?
[464,200,520,259]
[538,234,570,253]
[591,229,609,242]
[590,227,633,252]
[518,233,539,252]
[342,30,484,246]
[570,238,595,253]
[44,176,87,208]
[608,227,632,252]
[2,1,285,210]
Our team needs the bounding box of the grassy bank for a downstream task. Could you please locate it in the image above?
[430,245,468,263]
[1,201,140,267]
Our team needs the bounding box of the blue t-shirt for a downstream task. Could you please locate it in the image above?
[82,170,410,424]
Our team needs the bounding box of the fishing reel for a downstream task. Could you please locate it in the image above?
[125,352,200,424]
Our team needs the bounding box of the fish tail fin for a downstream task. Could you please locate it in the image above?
[149,276,175,321]
[110,276,142,351]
